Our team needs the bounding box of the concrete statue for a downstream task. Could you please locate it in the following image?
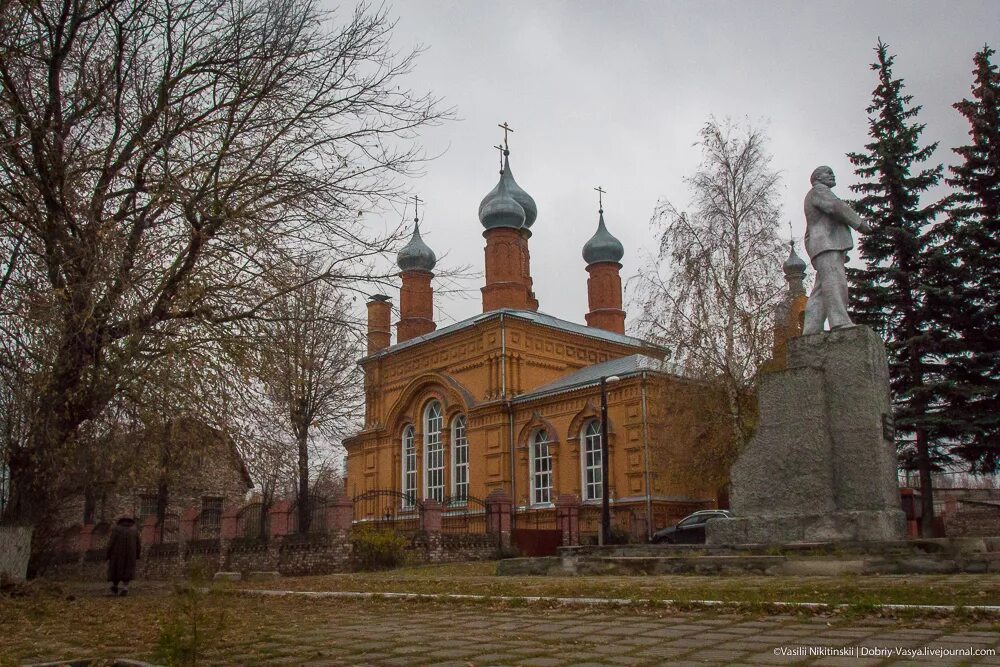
[704,166,904,546]
[802,166,873,334]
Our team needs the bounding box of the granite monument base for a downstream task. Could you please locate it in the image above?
[708,509,905,545]
[707,326,905,545]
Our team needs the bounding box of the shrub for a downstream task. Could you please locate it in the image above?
[154,583,224,667]
[350,526,407,571]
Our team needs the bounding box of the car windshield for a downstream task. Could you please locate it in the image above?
[678,514,707,527]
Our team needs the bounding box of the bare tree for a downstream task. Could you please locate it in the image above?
[0,0,448,524]
[256,256,362,533]
[634,118,786,492]
[219,379,297,539]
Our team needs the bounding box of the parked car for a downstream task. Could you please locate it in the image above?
[651,509,732,544]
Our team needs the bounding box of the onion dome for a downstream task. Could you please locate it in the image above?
[397,220,436,272]
[478,151,528,230]
[582,209,624,265]
[783,240,807,278]
[501,153,537,228]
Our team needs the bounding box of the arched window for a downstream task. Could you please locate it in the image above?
[582,420,602,501]
[424,401,444,502]
[530,429,552,505]
[451,415,469,501]
[401,425,417,509]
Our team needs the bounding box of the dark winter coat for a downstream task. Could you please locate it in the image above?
[106,517,141,582]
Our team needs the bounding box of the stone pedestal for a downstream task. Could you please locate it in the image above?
[707,326,905,545]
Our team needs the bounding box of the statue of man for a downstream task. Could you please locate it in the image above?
[802,166,873,334]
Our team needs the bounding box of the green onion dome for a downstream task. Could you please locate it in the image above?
[397,220,436,272]
[582,210,624,265]
[478,151,529,230]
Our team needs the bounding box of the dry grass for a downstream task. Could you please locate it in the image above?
[2,565,999,666]
[235,561,1000,608]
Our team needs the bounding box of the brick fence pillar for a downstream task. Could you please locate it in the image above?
[265,500,294,571]
[141,515,161,545]
[555,494,581,546]
[77,524,96,552]
[421,499,443,533]
[220,505,240,540]
[179,505,200,542]
[219,504,241,571]
[268,500,294,538]
[325,494,354,569]
[327,494,353,532]
[486,490,513,548]
[421,499,443,562]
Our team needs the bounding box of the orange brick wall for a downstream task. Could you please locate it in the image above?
[398,270,435,343]
[585,261,625,334]
[346,314,713,518]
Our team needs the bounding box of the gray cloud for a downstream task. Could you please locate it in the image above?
[335,0,1000,332]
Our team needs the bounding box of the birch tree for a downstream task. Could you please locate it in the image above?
[635,118,786,491]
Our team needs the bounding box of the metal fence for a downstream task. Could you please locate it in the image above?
[513,506,558,531]
[577,505,642,544]
[290,495,329,534]
[351,490,493,535]
[237,502,268,540]
[441,494,489,534]
[352,490,423,535]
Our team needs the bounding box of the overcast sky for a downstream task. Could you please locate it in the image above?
[334,0,1000,336]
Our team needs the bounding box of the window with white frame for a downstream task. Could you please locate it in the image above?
[531,429,553,505]
[402,425,417,509]
[452,415,469,501]
[424,401,444,502]
[582,419,603,500]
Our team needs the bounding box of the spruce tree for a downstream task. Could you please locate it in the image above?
[846,40,946,533]
[937,45,1000,473]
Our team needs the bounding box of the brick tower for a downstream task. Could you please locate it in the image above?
[582,204,626,335]
[366,294,392,354]
[396,213,437,343]
[479,145,538,312]
[770,240,809,367]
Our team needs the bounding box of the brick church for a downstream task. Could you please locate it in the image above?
[345,141,743,538]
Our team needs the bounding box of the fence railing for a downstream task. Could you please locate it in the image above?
[352,489,423,534]
[290,495,330,534]
[513,506,558,531]
[237,502,268,540]
[440,494,489,534]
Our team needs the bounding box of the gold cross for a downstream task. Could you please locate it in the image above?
[594,186,606,211]
[498,121,514,149]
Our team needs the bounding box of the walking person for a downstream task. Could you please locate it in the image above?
[106,516,141,596]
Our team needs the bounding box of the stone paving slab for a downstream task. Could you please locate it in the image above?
[7,587,1000,666]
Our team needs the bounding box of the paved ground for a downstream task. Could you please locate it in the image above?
[4,582,1000,666]
[215,599,1000,667]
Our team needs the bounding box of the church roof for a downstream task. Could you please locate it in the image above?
[582,209,624,265]
[360,308,666,362]
[478,151,536,230]
[397,220,437,272]
[783,240,806,277]
[512,353,683,403]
